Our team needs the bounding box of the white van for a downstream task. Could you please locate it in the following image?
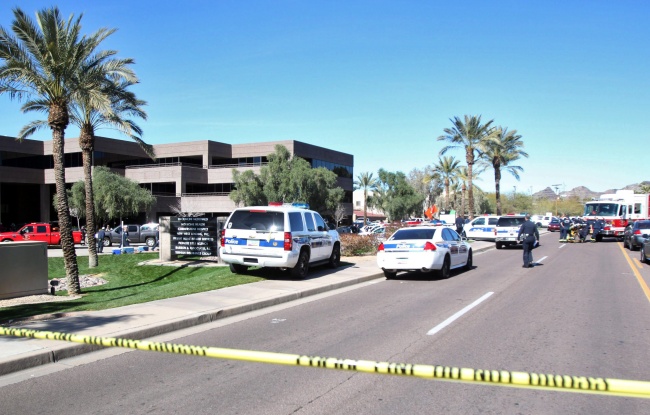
[220,203,341,279]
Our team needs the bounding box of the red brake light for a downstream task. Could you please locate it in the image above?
[284,232,292,251]
[220,229,225,247]
[424,241,436,251]
[634,230,641,235]
[377,243,385,251]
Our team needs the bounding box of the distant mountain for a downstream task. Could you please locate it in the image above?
[533,181,649,200]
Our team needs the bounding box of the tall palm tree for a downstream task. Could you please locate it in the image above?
[455,165,486,217]
[432,156,460,212]
[0,7,137,293]
[481,127,528,215]
[354,172,379,226]
[438,115,494,219]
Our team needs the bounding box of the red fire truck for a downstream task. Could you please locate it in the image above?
[583,190,650,240]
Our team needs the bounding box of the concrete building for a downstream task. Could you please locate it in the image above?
[0,135,353,228]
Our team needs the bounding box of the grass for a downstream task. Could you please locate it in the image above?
[1,253,263,324]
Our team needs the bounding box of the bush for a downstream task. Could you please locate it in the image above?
[340,234,379,256]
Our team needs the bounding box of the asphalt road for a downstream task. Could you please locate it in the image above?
[4,233,650,414]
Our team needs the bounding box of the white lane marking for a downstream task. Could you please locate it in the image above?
[535,256,548,264]
[427,292,494,336]
[559,244,566,249]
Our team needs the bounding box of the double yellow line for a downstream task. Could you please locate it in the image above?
[1,327,649,399]
[617,242,650,302]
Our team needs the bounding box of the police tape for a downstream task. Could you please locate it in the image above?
[1,327,649,399]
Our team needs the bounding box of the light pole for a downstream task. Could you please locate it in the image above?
[552,184,561,216]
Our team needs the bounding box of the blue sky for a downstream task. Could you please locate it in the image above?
[1,1,648,194]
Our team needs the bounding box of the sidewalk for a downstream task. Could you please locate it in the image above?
[0,240,495,376]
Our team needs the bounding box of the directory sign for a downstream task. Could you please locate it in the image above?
[169,217,218,256]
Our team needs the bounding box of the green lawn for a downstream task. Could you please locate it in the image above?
[1,253,263,324]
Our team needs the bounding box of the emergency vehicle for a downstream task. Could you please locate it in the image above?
[583,190,650,239]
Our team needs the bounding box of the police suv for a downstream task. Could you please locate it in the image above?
[462,215,500,241]
[494,215,527,249]
[220,203,341,279]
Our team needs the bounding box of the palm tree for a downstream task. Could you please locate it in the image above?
[481,127,528,215]
[354,172,379,226]
[438,115,494,219]
[432,156,460,212]
[0,7,137,293]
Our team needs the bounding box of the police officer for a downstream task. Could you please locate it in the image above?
[455,214,465,235]
[559,214,571,241]
[96,226,105,253]
[518,214,540,268]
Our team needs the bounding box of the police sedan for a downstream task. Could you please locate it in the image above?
[376,226,472,279]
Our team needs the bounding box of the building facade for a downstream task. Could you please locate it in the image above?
[0,135,353,228]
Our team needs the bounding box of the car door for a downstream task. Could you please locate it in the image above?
[303,212,324,261]
[313,212,332,260]
[465,217,485,239]
[442,228,461,266]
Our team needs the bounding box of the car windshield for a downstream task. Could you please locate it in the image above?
[391,228,436,240]
[584,203,618,217]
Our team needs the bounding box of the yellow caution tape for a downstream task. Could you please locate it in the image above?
[2,327,649,399]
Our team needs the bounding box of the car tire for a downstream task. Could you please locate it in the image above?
[384,270,397,279]
[103,237,112,247]
[229,263,248,274]
[145,237,155,247]
[465,250,473,271]
[438,256,451,279]
[496,242,503,250]
[291,250,310,279]
[641,249,647,264]
[328,243,341,268]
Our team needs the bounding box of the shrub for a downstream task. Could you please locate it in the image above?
[340,234,378,256]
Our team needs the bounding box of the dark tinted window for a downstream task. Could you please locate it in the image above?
[488,218,499,225]
[392,228,436,240]
[228,210,285,232]
[304,213,316,232]
[497,217,526,227]
[313,213,326,231]
[288,212,304,232]
[635,221,650,230]
[36,225,47,233]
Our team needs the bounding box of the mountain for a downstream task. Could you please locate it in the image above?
[533,181,649,200]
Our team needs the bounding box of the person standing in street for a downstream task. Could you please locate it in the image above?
[518,214,539,268]
[455,214,465,236]
[559,214,571,242]
[96,226,105,253]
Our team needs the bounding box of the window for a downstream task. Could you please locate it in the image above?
[228,211,285,232]
[304,213,316,232]
[36,225,47,233]
[288,212,304,232]
[473,218,485,226]
[634,203,642,214]
[392,229,435,240]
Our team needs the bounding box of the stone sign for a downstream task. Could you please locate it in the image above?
[169,216,218,256]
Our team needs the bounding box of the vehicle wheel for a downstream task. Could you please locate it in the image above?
[229,263,248,274]
[641,249,648,264]
[438,256,451,279]
[596,234,603,242]
[630,242,638,251]
[465,250,473,271]
[291,250,310,279]
[496,242,503,250]
[103,237,112,247]
[145,237,155,247]
[384,270,397,279]
[328,243,341,268]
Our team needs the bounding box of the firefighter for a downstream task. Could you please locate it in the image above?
[559,214,571,242]
[591,217,604,242]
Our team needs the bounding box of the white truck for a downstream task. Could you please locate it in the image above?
[583,190,650,240]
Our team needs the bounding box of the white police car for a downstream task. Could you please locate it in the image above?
[377,225,472,279]
[494,215,527,249]
[220,203,341,279]
[462,215,500,241]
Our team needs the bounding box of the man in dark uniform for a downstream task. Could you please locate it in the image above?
[559,214,571,241]
[455,214,465,236]
[518,214,540,268]
[96,226,105,253]
[591,218,603,242]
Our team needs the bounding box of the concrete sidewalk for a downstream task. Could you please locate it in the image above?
[0,240,495,376]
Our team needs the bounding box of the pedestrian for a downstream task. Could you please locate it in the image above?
[152,227,159,250]
[592,218,603,242]
[559,214,571,241]
[96,226,105,253]
[518,214,539,268]
[455,214,465,235]
[121,225,130,247]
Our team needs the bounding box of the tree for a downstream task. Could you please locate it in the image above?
[438,115,494,219]
[431,156,460,213]
[354,172,379,226]
[230,145,344,213]
[0,7,132,294]
[67,167,156,225]
[371,169,425,221]
[480,127,528,215]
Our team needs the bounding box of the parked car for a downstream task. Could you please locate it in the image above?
[377,226,472,279]
[641,236,650,264]
[547,217,561,232]
[104,223,159,247]
[494,215,527,249]
[624,220,650,251]
[336,226,353,234]
[462,215,499,241]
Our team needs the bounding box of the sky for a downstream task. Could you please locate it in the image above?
[1,0,648,194]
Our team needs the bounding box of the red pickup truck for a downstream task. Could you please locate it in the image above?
[0,223,83,245]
